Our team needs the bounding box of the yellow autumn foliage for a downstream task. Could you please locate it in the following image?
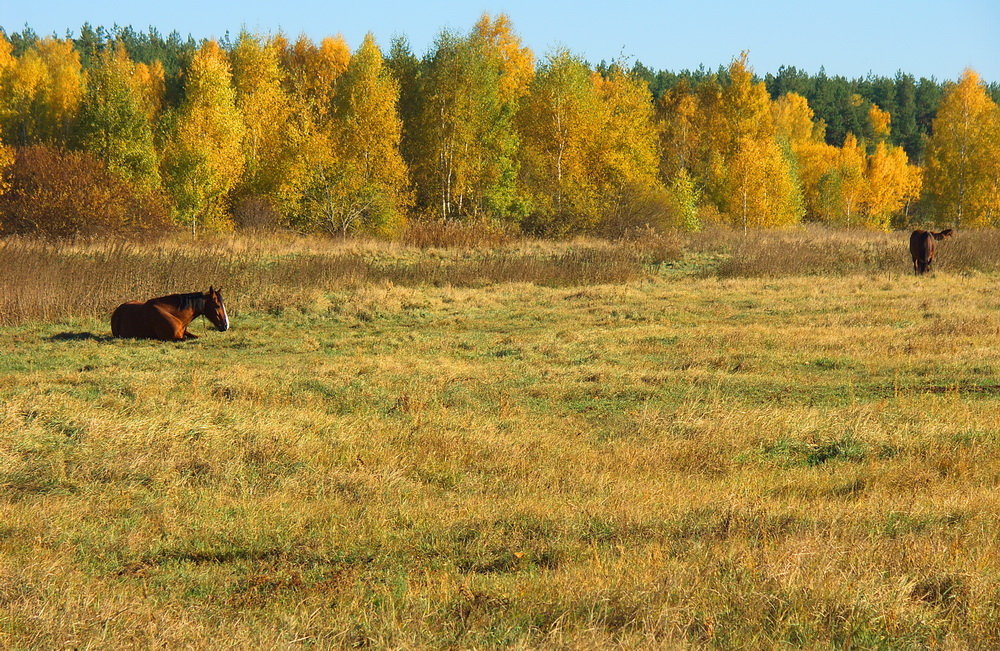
[864,142,921,229]
[231,32,293,204]
[162,40,245,233]
[1,38,84,144]
[924,68,1000,227]
[0,19,995,238]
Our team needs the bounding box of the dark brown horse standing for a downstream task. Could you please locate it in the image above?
[909,229,954,274]
[111,287,229,341]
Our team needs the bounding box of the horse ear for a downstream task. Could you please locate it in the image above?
[209,285,214,294]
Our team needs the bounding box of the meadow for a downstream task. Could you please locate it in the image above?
[3,228,1000,647]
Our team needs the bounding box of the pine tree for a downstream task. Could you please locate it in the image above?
[892,72,920,158]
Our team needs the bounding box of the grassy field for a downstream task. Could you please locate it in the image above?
[3,230,1000,647]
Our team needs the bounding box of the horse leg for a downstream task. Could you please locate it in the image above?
[183,330,199,339]
[168,317,189,341]
[162,322,186,341]
[150,308,187,341]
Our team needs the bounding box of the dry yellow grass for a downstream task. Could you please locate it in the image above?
[0,234,676,326]
[1,230,999,647]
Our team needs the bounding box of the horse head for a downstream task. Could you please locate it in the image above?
[204,286,230,332]
[934,229,955,240]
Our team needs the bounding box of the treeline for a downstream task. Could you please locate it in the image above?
[9,23,996,162]
[0,16,998,238]
[628,62,1000,162]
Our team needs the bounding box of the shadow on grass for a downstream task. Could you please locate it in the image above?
[46,331,115,343]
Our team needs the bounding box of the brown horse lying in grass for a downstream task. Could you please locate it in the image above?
[111,287,229,341]
[909,229,954,274]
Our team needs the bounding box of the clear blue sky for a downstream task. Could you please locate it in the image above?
[3,0,997,81]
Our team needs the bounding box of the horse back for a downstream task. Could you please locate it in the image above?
[111,301,183,340]
[909,230,936,273]
[111,301,146,338]
[909,230,934,258]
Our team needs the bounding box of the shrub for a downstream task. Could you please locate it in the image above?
[615,225,683,264]
[232,195,283,231]
[713,228,898,277]
[0,145,171,238]
[401,218,516,249]
[598,185,674,237]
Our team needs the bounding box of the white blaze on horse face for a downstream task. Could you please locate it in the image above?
[221,302,229,331]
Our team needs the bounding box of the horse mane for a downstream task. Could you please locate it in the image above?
[175,292,206,313]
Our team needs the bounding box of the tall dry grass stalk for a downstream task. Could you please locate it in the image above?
[400,219,517,249]
[711,228,901,277]
[0,235,668,326]
[692,225,991,277]
[6,225,995,324]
